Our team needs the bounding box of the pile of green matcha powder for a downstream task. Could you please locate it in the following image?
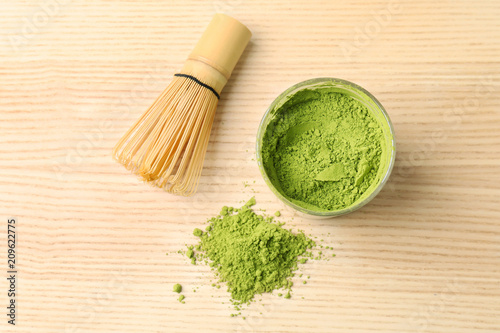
[262,90,385,211]
[189,198,316,308]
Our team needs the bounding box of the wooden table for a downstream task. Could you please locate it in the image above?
[2,1,499,332]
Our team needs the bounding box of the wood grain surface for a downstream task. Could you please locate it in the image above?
[1,0,500,332]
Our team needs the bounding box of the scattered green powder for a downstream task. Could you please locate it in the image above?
[261,88,390,211]
[192,198,315,308]
[274,211,281,217]
[178,295,185,302]
[173,283,182,293]
[244,196,256,207]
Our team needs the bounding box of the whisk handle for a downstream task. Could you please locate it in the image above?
[188,13,252,81]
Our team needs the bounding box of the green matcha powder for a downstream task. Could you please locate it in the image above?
[262,89,386,211]
[191,198,316,308]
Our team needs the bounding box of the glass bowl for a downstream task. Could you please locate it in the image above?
[256,78,396,218]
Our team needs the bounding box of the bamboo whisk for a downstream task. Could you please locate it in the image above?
[113,14,251,196]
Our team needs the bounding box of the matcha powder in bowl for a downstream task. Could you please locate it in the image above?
[257,78,396,217]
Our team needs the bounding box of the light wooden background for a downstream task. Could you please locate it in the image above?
[1,0,500,332]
